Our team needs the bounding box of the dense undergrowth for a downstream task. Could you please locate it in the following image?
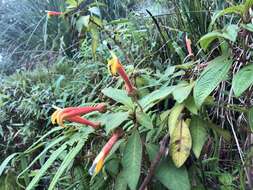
[1,0,253,190]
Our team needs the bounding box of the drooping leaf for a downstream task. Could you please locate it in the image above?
[193,55,232,107]
[146,144,190,190]
[90,26,99,58]
[232,64,253,97]
[48,139,85,190]
[0,153,19,176]
[136,111,153,129]
[170,119,192,168]
[168,103,185,136]
[241,23,253,32]
[210,5,244,28]
[102,87,133,109]
[173,82,194,103]
[122,130,142,190]
[190,116,208,158]
[140,86,176,111]
[248,107,253,132]
[199,25,239,50]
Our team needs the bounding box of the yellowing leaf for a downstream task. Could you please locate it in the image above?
[170,119,192,168]
[168,104,184,136]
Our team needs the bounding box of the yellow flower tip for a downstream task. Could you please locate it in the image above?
[107,57,121,76]
[89,152,105,176]
[51,110,61,124]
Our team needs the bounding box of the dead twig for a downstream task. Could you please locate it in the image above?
[139,135,169,190]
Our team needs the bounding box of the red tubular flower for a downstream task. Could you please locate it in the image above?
[46,11,64,17]
[108,52,137,96]
[89,129,124,176]
[185,35,194,57]
[51,103,107,128]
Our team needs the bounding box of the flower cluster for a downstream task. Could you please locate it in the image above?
[50,46,137,175]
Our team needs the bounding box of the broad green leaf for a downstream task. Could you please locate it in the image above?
[199,25,239,50]
[184,96,198,115]
[115,172,127,190]
[146,144,190,190]
[76,16,90,33]
[232,64,253,97]
[248,107,253,132]
[190,116,207,158]
[168,103,185,136]
[0,153,19,176]
[102,87,133,109]
[170,120,192,167]
[173,82,194,103]
[99,112,129,134]
[26,144,67,190]
[194,55,232,107]
[136,111,153,129]
[140,86,176,111]
[48,140,85,190]
[122,130,142,190]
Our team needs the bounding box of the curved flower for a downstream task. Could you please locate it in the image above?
[51,103,107,128]
[46,11,64,17]
[185,34,193,57]
[89,129,123,176]
[108,51,137,96]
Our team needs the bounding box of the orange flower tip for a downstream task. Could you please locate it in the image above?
[96,103,107,113]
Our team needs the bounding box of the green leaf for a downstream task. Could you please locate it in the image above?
[241,23,253,32]
[173,82,194,103]
[115,172,127,190]
[184,96,198,115]
[199,25,239,50]
[26,144,67,190]
[168,103,185,136]
[136,111,153,129]
[146,144,190,190]
[102,87,133,109]
[76,16,90,33]
[140,86,176,111]
[190,116,207,158]
[210,5,244,28]
[90,26,99,58]
[232,64,253,97]
[48,140,85,190]
[18,136,66,180]
[99,112,129,134]
[170,119,192,167]
[193,55,232,107]
[0,153,19,176]
[248,107,253,133]
[122,130,142,190]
